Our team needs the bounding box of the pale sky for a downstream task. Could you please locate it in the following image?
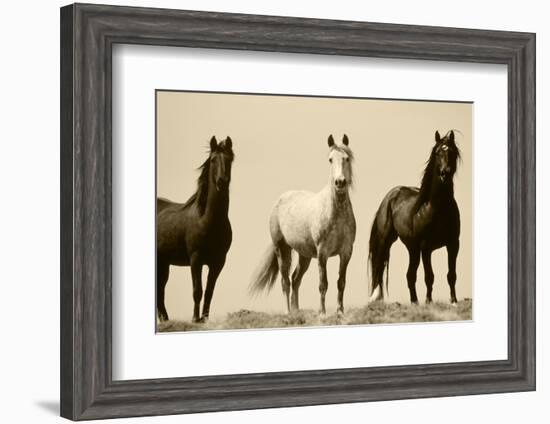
[157,91,472,320]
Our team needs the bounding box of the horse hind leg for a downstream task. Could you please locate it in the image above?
[275,243,292,313]
[157,261,170,322]
[290,255,311,312]
[422,249,435,303]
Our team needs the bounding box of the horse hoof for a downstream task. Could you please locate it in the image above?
[200,316,209,323]
[425,299,432,304]
[336,309,344,317]
[369,286,384,303]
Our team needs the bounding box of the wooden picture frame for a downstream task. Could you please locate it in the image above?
[60,3,535,420]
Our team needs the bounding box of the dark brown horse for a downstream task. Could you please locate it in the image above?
[157,136,234,322]
[368,130,461,304]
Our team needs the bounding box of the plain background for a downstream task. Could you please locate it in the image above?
[157,91,472,319]
[0,0,545,423]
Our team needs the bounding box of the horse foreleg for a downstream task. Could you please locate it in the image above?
[422,249,434,303]
[290,255,311,312]
[446,242,459,304]
[202,258,225,321]
[190,254,203,323]
[406,248,421,304]
[337,252,351,315]
[157,261,170,321]
[318,255,329,316]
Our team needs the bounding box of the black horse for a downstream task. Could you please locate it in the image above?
[368,130,461,304]
[157,136,234,322]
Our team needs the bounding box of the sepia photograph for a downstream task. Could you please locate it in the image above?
[156,90,472,332]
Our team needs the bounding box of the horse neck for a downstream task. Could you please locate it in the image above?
[427,177,455,208]
[203,182,229,222]
[322,183,351,217]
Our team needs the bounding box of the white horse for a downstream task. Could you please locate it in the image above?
[250,135,356,315]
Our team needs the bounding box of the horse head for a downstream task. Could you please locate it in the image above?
[209,136,234,192]
[433,130,460,185]
[327,134,353,196]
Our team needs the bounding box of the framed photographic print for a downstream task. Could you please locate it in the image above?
[60,3,536,421]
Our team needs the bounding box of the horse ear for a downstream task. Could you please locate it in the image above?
[448,130,455,143]
[210,136,218,151]
[435,131,441,143]
[225,136,232,149]
[342,134,349,146]
[328,135,335,147]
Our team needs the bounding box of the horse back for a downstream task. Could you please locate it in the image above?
[388,186,460,248]
[157,196,232,266]
[157,198,189,265]
[157,197,176,214]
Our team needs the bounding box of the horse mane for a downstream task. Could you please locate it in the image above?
[416,149,437,207]
[330,144,354,161]
[181,157,211,215]
[181,141,235,215]
[416,131,461,208]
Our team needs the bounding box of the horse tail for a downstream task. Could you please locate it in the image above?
[368,191,397,299]
[249,244,279,295]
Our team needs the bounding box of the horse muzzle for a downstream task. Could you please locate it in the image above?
[334,178,347,192]
[439,167,452,183]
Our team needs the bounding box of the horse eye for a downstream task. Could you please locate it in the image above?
[329,158,333,163]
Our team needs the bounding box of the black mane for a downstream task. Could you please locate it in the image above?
[181,157,211,214]
[416,148,438,207]
[182,142,234,215]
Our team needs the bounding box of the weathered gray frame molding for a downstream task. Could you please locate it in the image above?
[60,3,536,420]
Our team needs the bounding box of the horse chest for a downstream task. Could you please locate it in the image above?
[323,231,347,256]
[183,217,232,259]
[410,205,458,249]
[314,210,355,257]
[428,215,457,244]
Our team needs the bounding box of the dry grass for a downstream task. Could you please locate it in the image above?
[157,299,472,333]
